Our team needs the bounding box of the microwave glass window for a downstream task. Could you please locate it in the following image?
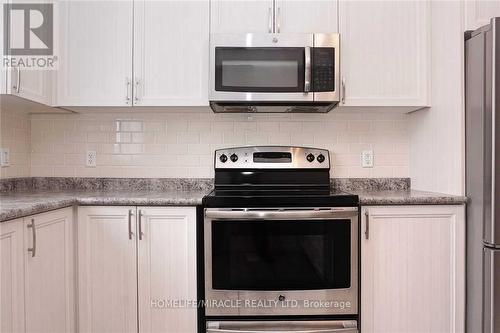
[215,47,305,92]
[222,60,298,88]
[211,219,351,291]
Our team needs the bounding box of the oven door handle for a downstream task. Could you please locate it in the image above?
[207,329,356,333]
[206,320,358,333]
[205,208,357,220]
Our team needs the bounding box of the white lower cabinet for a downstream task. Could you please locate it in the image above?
[360,205,465,333]
[0,207,75,333]
[0,219,25,333]
[77,206,138,333]
[78,206,197,333]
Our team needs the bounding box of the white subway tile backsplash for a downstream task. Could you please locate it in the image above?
[25,110,410,178]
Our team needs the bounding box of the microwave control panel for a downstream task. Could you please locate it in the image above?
[312,47,335,92]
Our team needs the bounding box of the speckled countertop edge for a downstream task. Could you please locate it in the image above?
[0,189,207,222]
[0,177,467,223]
[355,189,467,206]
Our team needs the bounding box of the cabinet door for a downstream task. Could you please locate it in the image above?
[0,219,25,333]
[339,1,430,108]
[361,205,465,333]
[77,206,137,333]
[465,0,500,30]
[0,2,6,95]
[3,0,54,104]
[210,0,274,33]
[275,0,338,33]
[133,0,209,106]
[24,207,75,333]
[8,69,54,105]
[138,207,197,333]
[57,1,133,106]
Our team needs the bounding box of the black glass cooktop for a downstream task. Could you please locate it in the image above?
[203,187,359,208]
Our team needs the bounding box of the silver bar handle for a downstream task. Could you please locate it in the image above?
[341,77,346,104]
[128,209,133,240]
[125,78,131,104]
[12,67,21,93]
[138,209,143,240]
[206,320,357,333]
[365,210,370,240]
[276,6,281,33]
[27,218,36,257]
[304,46,311,93]
[134,78,140,103]
[268,6,273,33]
[205,208,357,220]
[207,329,355,333]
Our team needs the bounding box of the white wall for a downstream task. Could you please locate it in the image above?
[30,109,409,178]
[409,1,465,195]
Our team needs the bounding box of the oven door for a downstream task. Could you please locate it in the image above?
[204,207,358,316]
[209,33,314,102]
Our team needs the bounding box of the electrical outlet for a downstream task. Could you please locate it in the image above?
[0,148,10,167]
[361,150,374,168]
[86,150,97,167]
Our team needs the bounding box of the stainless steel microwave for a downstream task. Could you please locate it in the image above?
[209,33,340,113]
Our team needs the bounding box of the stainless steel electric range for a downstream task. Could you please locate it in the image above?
[202,146,359,332]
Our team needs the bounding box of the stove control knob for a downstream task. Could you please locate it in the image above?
[306,153,315,162]
[219,154,228,163]
[317,154,325,163]
[230,154,238,162]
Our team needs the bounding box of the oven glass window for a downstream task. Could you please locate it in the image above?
[211,219,351,290]
[215,47,305,92]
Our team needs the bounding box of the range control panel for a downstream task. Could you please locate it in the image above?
[215,146,330,169]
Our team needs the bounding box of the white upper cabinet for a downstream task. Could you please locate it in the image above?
[57,0,208,107]
[465,0,500,30]
[133,0,209,106]
[275,0,338,33]
[57,1,133,106]
[361,205,465,333]
[0,4,6,95]
[137,207,197,333]
[210,0,274,33]
[210,0,337,33]
[339,1,430,109]
[2,0,54,104]
[23,208,75,333]
[0,219,25,333]
[8,68,54,105]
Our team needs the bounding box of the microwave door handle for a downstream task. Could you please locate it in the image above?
[304,46,311,93]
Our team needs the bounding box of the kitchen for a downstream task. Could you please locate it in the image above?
[0,0,497,333]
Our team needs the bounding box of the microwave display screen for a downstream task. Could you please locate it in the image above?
[215,47,305,93]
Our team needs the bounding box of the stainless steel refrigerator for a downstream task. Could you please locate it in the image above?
[465,17,500,333]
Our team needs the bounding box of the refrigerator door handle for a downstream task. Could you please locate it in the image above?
[484,17,500,247]
[483,248,500,333]
[493,18,500,247]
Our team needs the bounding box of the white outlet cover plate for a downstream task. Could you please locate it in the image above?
[0,148,10,167]
[86,150,97,167]
[361,150,374,168]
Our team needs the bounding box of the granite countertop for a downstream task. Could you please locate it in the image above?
[356,189,467,206]
[0,177,467,223]
[0,189,208,222]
